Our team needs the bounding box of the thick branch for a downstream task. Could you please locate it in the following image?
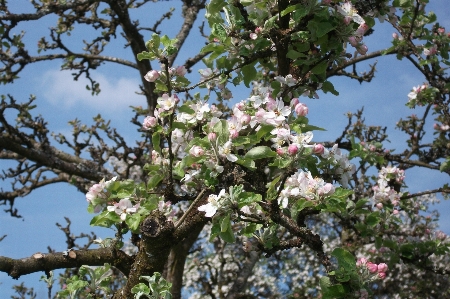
[0,248,132,279]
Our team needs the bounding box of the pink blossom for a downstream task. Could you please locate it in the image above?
[436,230,447,240]
[355,23,369,36]
[295,103,308,116]
[189,145,204,157]
[288,144,298,155]
[378,272,387,279]
[313,144,324,155]
[356,258,367,267]
[377,263,388,273]
[392,32,399,39]
[393,209,399,215]
[357,44,368,55]
[175,65,187,76]
[107,198,138,221]
[423,45,438,56]
[142,116,157,130]
[367,262,378,273]
[376,203,383,210]
[144,70,160,82]
[276,147,285,155]
[157,94,177,111]
[208,132,217,141]
[348,36,360,47]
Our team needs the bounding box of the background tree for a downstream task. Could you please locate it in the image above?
[0,0,449,298]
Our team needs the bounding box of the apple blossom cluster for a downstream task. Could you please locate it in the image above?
[356,258,388,280]
[144,65,187,83]
[407,83,427,103]
[197,189,227,217]
[278,171,336,208]
[372,166,405,212]
[354,258,388,298]
[107,198,139,221]
[335,2,369,55]
[85,176,117,213]
[141,77,356,197]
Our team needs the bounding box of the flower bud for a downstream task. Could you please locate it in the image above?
[313,144,325,155]
[377,263,388,273]
[175,65,187,76]
[367,262,378,273]
[376,203,383,210]
[288,144,298,155]
[142,116,157,130]
[357,44,368,55]
[208,132,217,141]
[295,103,308,116]
[144,70,160,82]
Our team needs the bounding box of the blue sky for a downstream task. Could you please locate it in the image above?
[1,0,449,297]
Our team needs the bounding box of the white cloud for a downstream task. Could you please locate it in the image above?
[38,69,145,112]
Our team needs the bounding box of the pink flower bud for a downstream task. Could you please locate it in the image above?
[250,33,258,40]
[142,116,157,130]
[376,203,383,210]
[348,36,360,47]
[377,263,388,273]
[176,65,187,76]
[208,132,217,141]
[241,114,251,125]
[313,144,325,155]
[438,27,445,34]
[276,147,285,155]
[378,272,386,279]
[295,103,308,116]
[290,97,299,107]
[357,44,368,55]
[392,32,399,39]
[436,230,446,240]
[367,262,378,273]
[433,123,440,130]
[393,209,399,215]
[288,144,298,155]
[355,23,369,36]
[144,70,160,82]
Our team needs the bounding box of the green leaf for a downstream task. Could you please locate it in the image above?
[90,211,120,228]
[125,213,142,232]
[152,132,161,154]
[221,214,230,232]
[366,212,381,227]
[244,146,276,160]
[147,172,164,189]
[331,248,356,271]
[321,81,339,95]
[137,51,155,61]
[212,23,228,42]
[235,158,256,170]
[311,61,328,75]
[241,64,257,87]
